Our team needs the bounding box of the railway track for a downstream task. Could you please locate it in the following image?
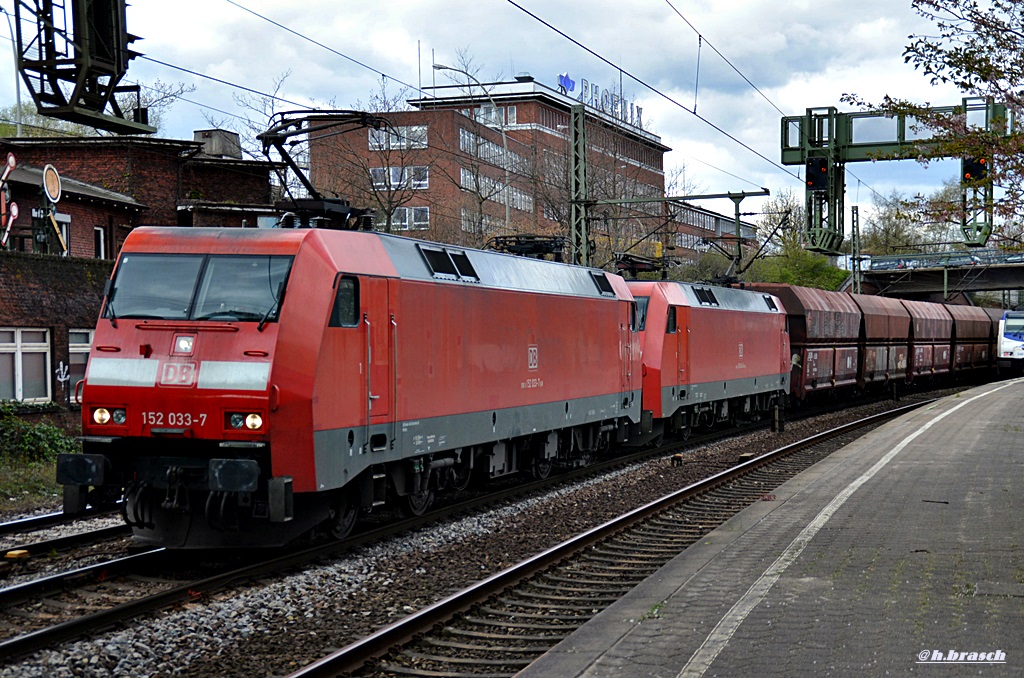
[289,399,934,678]
[0,391,947,668]
[0,507,122,538]
[0,410,773,663]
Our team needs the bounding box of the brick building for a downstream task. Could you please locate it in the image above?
[7,130,280,238]
[0,131,282,408]
[308,76,672,258]
[307,75,756,263]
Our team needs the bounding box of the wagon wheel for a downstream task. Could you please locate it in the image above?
[401,489,433,517]
[532,457,553,480]
[329,494,358,540]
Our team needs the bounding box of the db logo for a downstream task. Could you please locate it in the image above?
[160,362,197,386]
[527,345,539,371]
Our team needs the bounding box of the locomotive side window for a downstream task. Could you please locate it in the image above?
[329,276,360,327]
[634,296,650,331]
[421,247,459,277]
[105,253,293,323]
[449,251,478,281]
[419,245,479,281]
[693,287,719,306]
[666,306,677,334]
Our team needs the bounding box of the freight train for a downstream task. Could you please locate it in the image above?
[55,226,1001,548]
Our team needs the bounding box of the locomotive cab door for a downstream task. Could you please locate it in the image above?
[362,277,393,447]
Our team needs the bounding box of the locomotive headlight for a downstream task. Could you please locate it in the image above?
[93,407,126,425]
[228,412,264,430]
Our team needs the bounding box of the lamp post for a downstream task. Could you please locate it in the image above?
[1,7,22,137]
[433,63,510,234]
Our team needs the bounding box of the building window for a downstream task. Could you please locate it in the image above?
[0,328,50,402]
[460,209,504,236]
[369,125,428,150]
[68,329,93,394]
[94,226,106,259]
[369,166,429,190]
[506,106,517,125]
[460,168,534,213]
[379,206,429,231]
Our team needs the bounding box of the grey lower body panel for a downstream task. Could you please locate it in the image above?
[312,390,641,491]
[661,373,789,419]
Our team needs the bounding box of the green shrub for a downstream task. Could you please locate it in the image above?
[0,403,81,462]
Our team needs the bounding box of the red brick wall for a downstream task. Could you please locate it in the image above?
[0,252,112,405]
[52,202,133,259]
[13,143,185,225]
[182,164,272,205]
[11,140,277,229]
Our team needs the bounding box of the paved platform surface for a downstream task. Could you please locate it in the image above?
[520,379,1024,677]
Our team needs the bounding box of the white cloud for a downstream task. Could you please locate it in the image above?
[0,0,971,216]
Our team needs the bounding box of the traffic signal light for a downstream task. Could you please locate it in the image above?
[962,157,989,182]
[806,157,828,191]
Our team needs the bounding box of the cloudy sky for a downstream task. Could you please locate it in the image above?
[1,0,968,220]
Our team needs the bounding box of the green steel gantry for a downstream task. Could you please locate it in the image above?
[780,97,1006,254]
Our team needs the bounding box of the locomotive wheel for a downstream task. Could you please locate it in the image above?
[446,465,472,492]
[329,496,358,540]
[532,457,553,480]
[401,489,433,517]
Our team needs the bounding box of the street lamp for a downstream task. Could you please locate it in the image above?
[1,7,22,136]
[433,63,510,233]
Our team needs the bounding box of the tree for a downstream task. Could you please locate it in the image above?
[860,190,920,254]
[742,190,848,290]
[430,50,522,247]
[842,0,1024,231]
[310,79,443,235]
[0,102,95,137]
[202,71,311,200]
[0,79,193,137]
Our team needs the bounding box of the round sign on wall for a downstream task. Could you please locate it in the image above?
[42,164,62,204]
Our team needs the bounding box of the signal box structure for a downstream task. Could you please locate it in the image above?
[14,0,155,134]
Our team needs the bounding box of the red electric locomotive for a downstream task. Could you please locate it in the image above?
[626,281,790,439]
[57,227,641,547]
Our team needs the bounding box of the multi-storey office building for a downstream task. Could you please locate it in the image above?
[308,76,678,257]
[308,75,755,262]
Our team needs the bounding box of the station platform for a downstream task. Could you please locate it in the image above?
[520,379,1024,677]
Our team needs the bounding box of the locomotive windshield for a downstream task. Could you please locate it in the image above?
[1004,313,1024,340]
[104,253,294,323]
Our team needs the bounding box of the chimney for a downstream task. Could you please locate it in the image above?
[194,129,242,159]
